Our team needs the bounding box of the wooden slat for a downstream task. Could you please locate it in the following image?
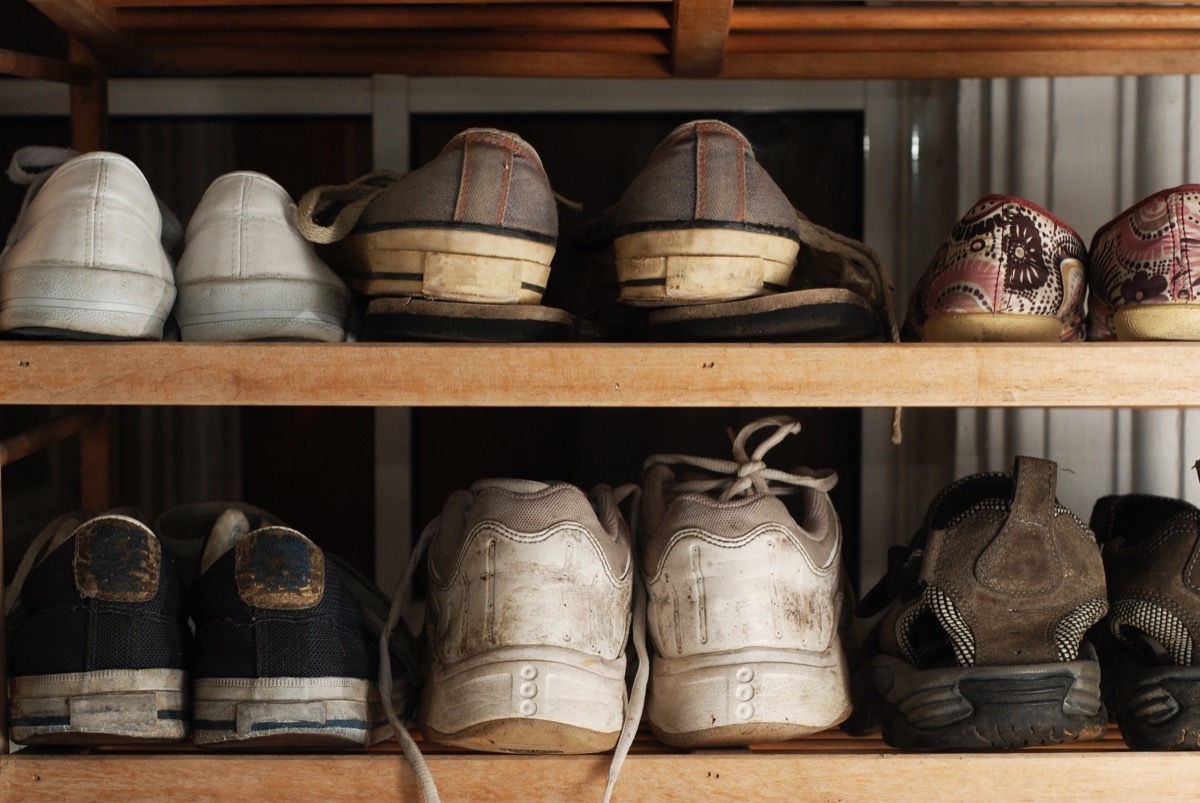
[4,748,1200,800]
[152,46,669,75]
[98,0,659,5]
[68,38,109,152]
[730,5,1200,31]
[27,0,146,67]
[0,409,101,467]
[114,4,672,29]
[728,29,1200,53]
[671,0,732,76]
[0,343,1199,408]
[0,48,93,83]
[138,29,669,54]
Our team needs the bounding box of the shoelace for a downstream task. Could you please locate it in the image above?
[643,415,837,502]
[295,171,403,245]
[3,512,78,615]
[378,481,649,803]
[5,146,184,255]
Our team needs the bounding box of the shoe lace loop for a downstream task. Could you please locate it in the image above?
[295,171,403,245]
[643,415,837,502]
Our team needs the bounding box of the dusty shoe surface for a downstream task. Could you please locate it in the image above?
[175,171,351,342]
[5,512,190,745]
[1090,491,1200,748]
[0,147,177,339]
[902,195,1087,342]
[1087,185,1200,341]
[850,456,1109,749]
[638,416,851,747]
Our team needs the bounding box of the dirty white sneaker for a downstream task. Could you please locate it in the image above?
[418,479,634,754]
[639,416,852,747]
[176,171,351,341]
[0,148,176,339]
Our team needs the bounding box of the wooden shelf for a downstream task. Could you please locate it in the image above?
[0,341,1197,409]
[0,731,1184,801]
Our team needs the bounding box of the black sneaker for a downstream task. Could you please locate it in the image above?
[5,512,190,744]
[1090,491,1200,749]
[186,506,395,748]
[848,456,1109,749]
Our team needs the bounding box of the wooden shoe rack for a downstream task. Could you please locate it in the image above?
[5,2,1200,800]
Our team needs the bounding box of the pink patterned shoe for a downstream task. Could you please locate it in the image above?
[902,195,1087,342]
[1088,185,1200,340]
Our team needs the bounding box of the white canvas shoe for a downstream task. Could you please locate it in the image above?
[0,148,176,340]
[639,416,852,747]
[176,171,351,341]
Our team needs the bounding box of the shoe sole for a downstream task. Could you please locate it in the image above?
[10,668,188,744]
[922,312,1062,342]
[192,676,384,748]
[1114,302,1200,340]
[646,645,852,748]
[1107,653,1200,749]
[0,264,174,340]
[614,228,799,306]
[175,277,350,342]
[645,287,885,342]
[855,647,1107,750]
[362,296,576,342]
[419,644,625,753]
[325,227,554,304]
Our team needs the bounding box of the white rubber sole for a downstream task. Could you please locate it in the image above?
[175,277,351,342]
[327,227,554,304]
[0,264,175,340]
[646,646,852,748]
[193,676,386,748]
[923,312,1062,342]
[420,644,626,753]
[614,228,799,307]
[1114,302,1200,340]
[10,668,188,744]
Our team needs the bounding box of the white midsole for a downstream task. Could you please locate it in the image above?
[10,668,188,740]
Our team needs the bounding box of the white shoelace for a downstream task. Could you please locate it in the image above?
[643,415,837,502]
[379,482,649,803]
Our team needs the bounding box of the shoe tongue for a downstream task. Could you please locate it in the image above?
[469,478,551,495]
[199,508,253,575]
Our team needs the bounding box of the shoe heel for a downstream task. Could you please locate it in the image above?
[1110,655,1200,749]
[923,311,1063,342]
[175,277,350,342]
[419,645,626,753]
[328,227,554,303]
[1114,303,1200,340]
[0,264,174,339]
[10,668,188,744]
[614,228,798,306]
[646,646,851,748]
[192,676,374,748]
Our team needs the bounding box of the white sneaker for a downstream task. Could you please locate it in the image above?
[639,416,852,747]
[175,171,351,341]
[0,148,176,339]
[418,479,634,754]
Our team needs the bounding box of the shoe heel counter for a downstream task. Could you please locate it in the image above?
[453,130,556,240]
[233,528,325,610]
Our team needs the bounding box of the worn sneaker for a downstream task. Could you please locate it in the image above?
[902,195,1087,342]
[188,507,393,747]
[296,128,573,342]
[415,479,636,754]
[850,456,1109,749]
[1088,185,1200,340]
[637,416,851,747]
[0,147,178,340]
[5,512,190,744]
[174,171,352,342]
[1090,488,1200,749]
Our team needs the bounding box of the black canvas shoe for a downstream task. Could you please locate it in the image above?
[188,507,390,748]
[1090,490,1200,749]
[849,456,1109,749]
[5,512,190,744]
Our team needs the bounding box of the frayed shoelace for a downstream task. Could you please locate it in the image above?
[643,415,837,502]
[5,145,184,255]
[378,481,648,803]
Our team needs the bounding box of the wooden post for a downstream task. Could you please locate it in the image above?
[80,407,114,511]
[69,38,108,152]
[672,0,733,77]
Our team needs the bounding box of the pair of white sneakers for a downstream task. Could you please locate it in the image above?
[0,148,350,341]
[386,416,851,802]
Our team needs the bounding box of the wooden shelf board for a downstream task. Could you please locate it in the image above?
[0,342,1197,408]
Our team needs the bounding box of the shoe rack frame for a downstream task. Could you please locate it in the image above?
[5,1,1200,800]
